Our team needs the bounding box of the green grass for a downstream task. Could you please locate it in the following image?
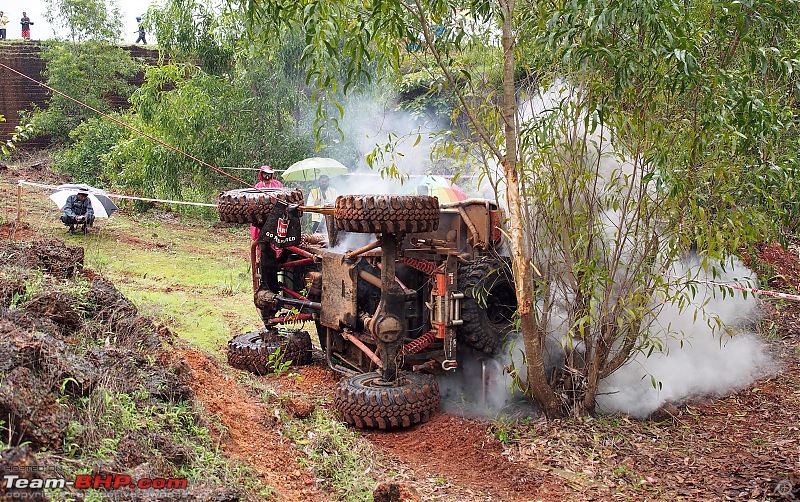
[284,409,377,501]
[28,204,264,357]
[7,181,273,358]
[5,175,376,500]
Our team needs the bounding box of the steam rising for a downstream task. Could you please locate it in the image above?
[596,256,778,417]
[437,255,778,420]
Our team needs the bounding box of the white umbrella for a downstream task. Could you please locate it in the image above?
[49,183,118,219]
[282,157,348,182]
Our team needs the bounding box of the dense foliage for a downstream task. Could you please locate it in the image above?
[26,41,141,145]
[38,0,319,209]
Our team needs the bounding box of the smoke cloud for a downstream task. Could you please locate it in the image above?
[436,255,779,420]
[596,255,779,418]
[437,83,778,420]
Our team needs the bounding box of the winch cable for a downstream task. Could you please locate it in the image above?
[0,61,257,190]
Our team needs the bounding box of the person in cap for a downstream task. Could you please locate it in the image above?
[61,191,95,234]
[254,165,282,189]
[250,165,283,240]
[135,16,146,43]
[306,175,337,233]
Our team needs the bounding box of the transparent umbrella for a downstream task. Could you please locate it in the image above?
[49,183,118,218]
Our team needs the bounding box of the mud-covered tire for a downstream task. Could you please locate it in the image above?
[334,371,440,429]
[334,195,439,234]
[458,257,517,354]
[217,188,304,226]
[227,329,313,375]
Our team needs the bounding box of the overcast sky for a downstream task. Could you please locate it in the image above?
[1,0,158,44]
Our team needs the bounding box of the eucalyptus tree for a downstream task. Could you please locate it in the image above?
[243,0,798,417]
[522,0,800,413]
[148,0,235,75]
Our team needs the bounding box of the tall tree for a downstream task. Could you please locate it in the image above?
[44,0,123,42]
[149,0,235,75]
[243,0,798,416]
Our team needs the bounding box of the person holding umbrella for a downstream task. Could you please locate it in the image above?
[306,175,337,233]
[60,190,94,234]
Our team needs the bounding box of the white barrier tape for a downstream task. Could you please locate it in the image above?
[668,275,800,302]
[17,180,217,208]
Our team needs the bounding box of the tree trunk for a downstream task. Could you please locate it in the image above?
[499,0,561,418]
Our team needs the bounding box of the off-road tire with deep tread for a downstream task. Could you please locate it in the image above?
[334,371,440,429]
[227,329,313,375]
[217,188,304,226]
[334,195,439,234]
[458,257,517,354]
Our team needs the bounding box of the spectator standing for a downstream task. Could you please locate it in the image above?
[135,16,146,43]
[306,175,337,233]
[20,12,33,40]
[250,165,283,240]
[0,12,8,40]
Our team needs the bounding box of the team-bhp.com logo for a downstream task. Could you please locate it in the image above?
[775,478,798,500]
[3,473,187,490]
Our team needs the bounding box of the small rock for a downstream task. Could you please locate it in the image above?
[373,482,421,502]
[283,396,315,419]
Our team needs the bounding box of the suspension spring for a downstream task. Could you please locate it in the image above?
[401,331,437,355]
[267,314,313,326]
[401,256,439,276]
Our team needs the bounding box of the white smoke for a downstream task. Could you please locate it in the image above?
[438,341,536,417]
[596,256,779,417]
[437,82,778,420]
[438,255,778,420]
[323,93,446,184]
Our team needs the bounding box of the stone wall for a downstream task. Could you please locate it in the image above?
[0,41,159,149]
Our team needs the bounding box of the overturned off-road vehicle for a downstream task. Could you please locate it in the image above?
[217,187,516,429]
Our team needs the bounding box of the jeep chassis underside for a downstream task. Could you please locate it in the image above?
[218,189,515,429]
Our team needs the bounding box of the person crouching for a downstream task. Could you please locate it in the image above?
[61,191,95,234]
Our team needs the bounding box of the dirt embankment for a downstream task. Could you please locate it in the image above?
[0,236,250,501]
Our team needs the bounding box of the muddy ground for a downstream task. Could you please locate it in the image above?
[0,158,798,501]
